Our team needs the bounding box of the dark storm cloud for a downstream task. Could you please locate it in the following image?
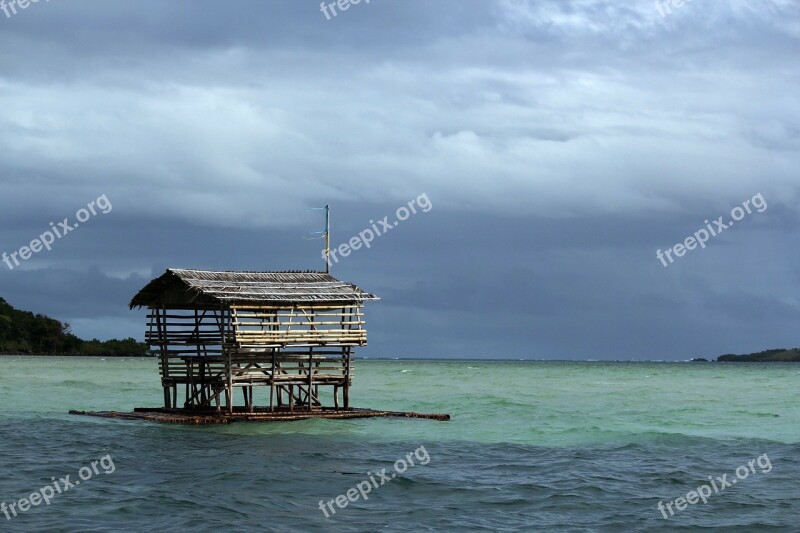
[0,0,798,358]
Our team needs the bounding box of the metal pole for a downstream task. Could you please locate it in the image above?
[325,205,330,274]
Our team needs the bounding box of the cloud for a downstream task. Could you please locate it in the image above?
[0,0,797,358]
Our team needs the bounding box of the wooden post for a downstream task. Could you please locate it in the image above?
[226,308,233,414]
[155,306,171,409]
[343,350,351,409]
[308,349,314,411]
[269,349,276,412]
[197,357,203,407]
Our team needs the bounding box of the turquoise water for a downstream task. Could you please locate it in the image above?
[1,358,798,531]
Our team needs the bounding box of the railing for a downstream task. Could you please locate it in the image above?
[232,305,367,347]
[145,305,368,351]
[159,354,352,385]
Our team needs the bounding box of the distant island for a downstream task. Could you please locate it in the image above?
[714,348,800,363]
[0,297,150,356]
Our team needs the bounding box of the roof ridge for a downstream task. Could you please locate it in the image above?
[169,268,329,274]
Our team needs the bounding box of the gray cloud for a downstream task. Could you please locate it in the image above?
[0,0,798,359]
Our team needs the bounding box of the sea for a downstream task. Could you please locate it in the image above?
[0,357,798,532]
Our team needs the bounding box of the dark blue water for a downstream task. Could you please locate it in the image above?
[1,417,798,532]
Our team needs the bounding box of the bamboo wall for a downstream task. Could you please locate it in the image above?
[145,304,365,412]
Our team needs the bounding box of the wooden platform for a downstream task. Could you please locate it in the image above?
[69,407,451,425]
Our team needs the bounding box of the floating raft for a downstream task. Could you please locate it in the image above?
[69,407,451,425]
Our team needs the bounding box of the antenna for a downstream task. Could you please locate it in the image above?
[324,205,330,274]
[305,205,331,273]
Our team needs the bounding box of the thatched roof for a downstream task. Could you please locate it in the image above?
[130,269,379,308]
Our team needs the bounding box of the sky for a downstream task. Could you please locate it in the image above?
[0,0,798,360]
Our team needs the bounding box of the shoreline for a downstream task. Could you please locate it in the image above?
[0,353,154,358]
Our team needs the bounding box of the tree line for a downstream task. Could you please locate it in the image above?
[0,297,149,356]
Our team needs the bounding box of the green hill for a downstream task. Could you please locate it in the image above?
[716,348,800,362]
[0,297,149,356]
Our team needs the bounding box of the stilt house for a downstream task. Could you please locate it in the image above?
[130,269,378,413]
